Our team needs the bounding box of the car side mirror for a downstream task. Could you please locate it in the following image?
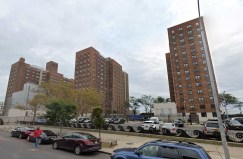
[135,150,141,156]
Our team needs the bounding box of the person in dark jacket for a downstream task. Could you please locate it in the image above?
[33,127,42,148]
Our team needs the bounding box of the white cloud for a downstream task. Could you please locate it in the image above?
[0,0,243,103]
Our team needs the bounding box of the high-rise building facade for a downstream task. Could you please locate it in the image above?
[166,17,218,121]
[4,58,73,115]
[75,47,129,115]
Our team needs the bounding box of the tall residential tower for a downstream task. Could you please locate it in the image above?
[166,17,218,122]
[75,47,129,115]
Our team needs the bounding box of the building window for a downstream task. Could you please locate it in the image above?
[188,90,193,95]
[192,55,197,59]
[203,60,207,64]
[199,97,205,102]
[171,30,175,34]
[189,97,194,102]
[200,47,204,50]
[179,33,183,37]
[172,36,175,39]
[184,64,188,67]
[183,58,187,61]
[202,53,205,57]
[187,83,192,88]
[189,43,195,46]
[200,105,205,109]
[185,70,190,74]
[197,90,203,94]
[179,91,183,95]
[198,34,202,38]
[186,77,190,81]
[188,30,193,34]
[189,105,195,110]
[180,98,184,102]
[212,112,217,117]
[201,112,207,117]
[195,75,200,79]
[187,25,192,28]
[196,82,202,86]
[178,27,182,31]
[178,84,182,88]
[197,28,201,32]
[194,69,200,73]
[180,39,185,43]
[199,40,202,44]
[189,36,194,40]
[196,22,199,26]
[190,49,196,53]
[193,62,198,66]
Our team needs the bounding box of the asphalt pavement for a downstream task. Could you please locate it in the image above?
[0,131,109,159]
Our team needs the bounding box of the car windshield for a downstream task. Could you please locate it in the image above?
[81,133,97,139]
[206,122,219,128]
[23,127,35,131]
[144,121,153,124]
[231,120,241,125]
[164,123,172,127]
[43,130,56,136]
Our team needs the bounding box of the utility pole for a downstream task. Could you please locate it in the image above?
[197,0,230,158]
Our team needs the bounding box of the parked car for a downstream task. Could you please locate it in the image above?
[231,117,243,125]
[35,118,47,125]
[225,119,243,130]
[52,132,101,155]
[202,121,227,137]
[161,123,177,134]
[27,130,57,144]
[111,140,212,159]
[10,127,36,139]
[113,118,125,124]
[174,119,184,127]
[109,118,119,124]
[141,120,160,132]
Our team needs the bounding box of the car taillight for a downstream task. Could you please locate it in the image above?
[172,128,176,131]
[83,140,94,145]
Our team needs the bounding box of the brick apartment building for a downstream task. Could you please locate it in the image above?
[3,58,73,115]
[166,17,219,122]
[75,47,129,115]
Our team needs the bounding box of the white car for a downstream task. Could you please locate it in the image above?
[141,120,161,132]
[161,123,177,134]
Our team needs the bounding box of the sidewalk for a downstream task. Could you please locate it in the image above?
[1,124,242,159]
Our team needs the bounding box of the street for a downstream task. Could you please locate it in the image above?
[0,131,109,159]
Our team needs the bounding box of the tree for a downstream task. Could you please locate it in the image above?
[45,100,76,135]
[42,81,76,104]
[76,88,104,117]
[139,95,155,113]
[28,93,47,122]
[91,106,105,139]
[219,92,239,105]
[129,96,140,115]
[154,96,165,103]
[123,100,130,122]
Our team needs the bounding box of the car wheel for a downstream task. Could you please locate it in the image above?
[19,133,22,139]
[53,141,58,149]
[10,132,14,137]
[74,145,82,155]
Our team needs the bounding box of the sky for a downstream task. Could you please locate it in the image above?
[0,0,243,104]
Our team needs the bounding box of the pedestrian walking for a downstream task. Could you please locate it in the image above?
[33,127,42,148]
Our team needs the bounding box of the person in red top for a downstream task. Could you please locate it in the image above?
[33,127,42,148]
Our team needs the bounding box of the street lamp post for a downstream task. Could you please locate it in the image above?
[197,1,230,158]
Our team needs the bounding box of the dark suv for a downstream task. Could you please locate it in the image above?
[111,140,211,159]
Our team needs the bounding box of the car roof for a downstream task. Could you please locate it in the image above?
[147,140,202,149]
